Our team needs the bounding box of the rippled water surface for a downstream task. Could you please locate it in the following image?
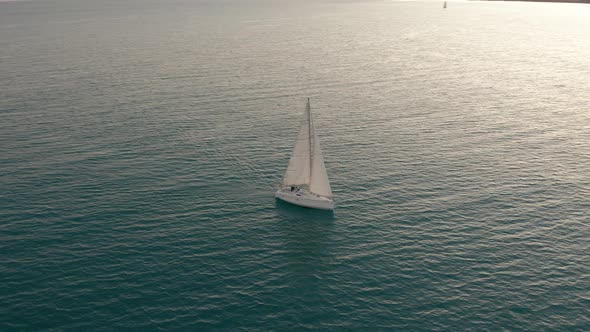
[2,0,590,330]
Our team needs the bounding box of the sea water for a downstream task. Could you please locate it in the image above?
[1,0,589,329]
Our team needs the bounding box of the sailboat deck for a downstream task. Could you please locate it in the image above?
[275,187,334,210]
[277,187,332,201]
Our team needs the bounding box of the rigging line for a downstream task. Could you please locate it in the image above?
[207,145,266,180]
[229,154,281,184]
[204,145,264,192]
[308,97,313,185]
[224,148,281,182]
[214,152,277,190]
[205,144,280,188]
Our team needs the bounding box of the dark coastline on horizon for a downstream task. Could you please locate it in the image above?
[475,0,590,3]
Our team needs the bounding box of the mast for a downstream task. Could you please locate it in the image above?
[308,97,313,187]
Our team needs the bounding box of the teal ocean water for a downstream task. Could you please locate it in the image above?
[2,0,590,330]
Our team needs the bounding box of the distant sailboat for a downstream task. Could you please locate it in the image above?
[443,1,447,8]
[275,98,334,210]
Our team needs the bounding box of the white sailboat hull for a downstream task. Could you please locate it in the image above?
[275,187,334,210]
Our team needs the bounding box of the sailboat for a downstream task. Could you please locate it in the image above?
[275,98,335,210]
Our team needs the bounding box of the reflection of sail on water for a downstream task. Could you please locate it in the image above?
[282,98,332,198]
[275,98,334,210]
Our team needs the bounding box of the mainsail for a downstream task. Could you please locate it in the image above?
[282,99,332,197]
